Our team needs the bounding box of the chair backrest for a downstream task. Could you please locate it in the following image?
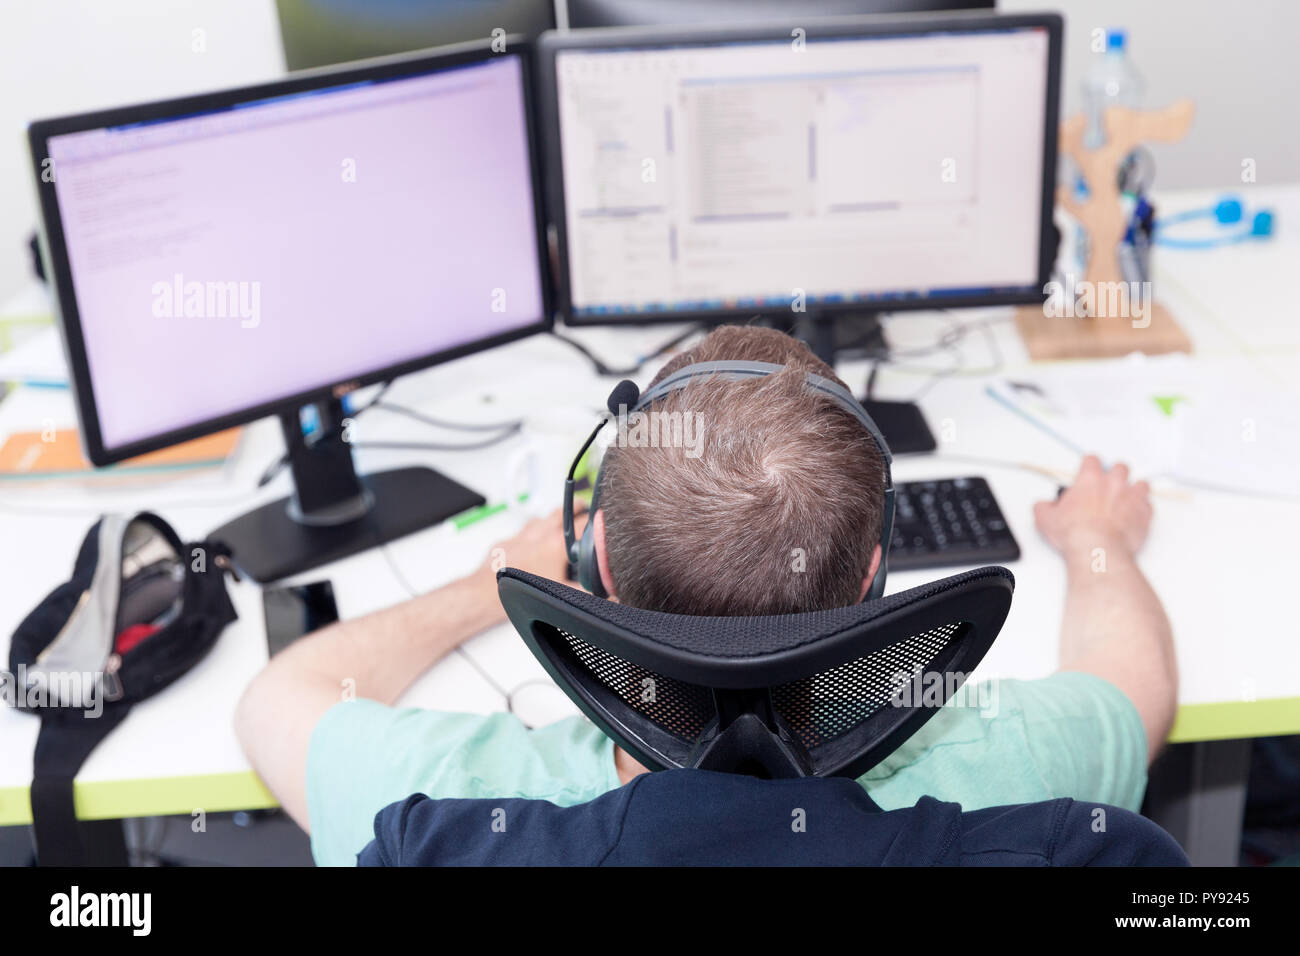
[498,565,1014,780]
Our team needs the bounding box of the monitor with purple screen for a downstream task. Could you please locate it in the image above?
[30,41,552,581]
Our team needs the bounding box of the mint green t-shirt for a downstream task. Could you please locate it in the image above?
[304,671,1148,866]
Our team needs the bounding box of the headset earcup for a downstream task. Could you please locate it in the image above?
[577,518,607,598]
[863,486,895,602]
[866,557,887,602]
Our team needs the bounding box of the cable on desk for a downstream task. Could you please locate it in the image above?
[255,454,288,490]
[255,387,524,489]
[835,310,964,364]
[255,380,395,489]
[377,540,514,701]
[453,646,512,700]
[548,323,707,377]
[378,539,421,599]
[369,400,523,433]
[350,429,522,453]
[905,350,964,402]
[501,678,571,730]
[861,312,1012,401]
[377,517,573,721]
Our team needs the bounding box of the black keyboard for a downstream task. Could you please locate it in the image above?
[888,477,1020,571]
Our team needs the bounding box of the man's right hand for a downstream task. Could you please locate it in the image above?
[1033,455,1153,558]
[1034,455,1175,765]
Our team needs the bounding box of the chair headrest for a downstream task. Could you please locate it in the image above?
[499,566,1014,780]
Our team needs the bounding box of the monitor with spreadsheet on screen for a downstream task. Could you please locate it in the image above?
[539,13,1060,325]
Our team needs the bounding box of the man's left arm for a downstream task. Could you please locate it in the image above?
[233,510,572,830]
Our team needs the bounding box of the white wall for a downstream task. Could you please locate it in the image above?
[0,0,286,302]
[1,0,1297,303]
[1002,0,1300,190]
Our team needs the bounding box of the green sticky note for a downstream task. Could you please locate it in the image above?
[1152,395,1186,417]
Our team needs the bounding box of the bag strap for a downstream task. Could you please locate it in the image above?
[30,704,132,866]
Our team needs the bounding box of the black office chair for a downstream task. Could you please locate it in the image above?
[499,565,1012,781]
[471,565,1189,866]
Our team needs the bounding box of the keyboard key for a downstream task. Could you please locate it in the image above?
[887,476,1020,571]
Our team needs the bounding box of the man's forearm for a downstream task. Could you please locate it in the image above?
[234,567,500,828]
[1055,533,1177,763]
[263,568,500,705]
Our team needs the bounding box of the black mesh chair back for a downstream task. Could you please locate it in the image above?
[498,566,1014,780]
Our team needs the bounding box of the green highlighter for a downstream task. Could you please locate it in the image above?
[453,446,599,531]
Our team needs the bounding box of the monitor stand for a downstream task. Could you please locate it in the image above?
[209,397,485,583]
[772,312,937,455]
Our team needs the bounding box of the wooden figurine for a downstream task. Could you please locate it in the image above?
[1016,100,1196,360]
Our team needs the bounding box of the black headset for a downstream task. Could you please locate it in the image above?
[563,360,896,602]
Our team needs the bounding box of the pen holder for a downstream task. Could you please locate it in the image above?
[1016,101,1196,360]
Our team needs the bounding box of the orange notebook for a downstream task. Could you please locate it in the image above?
[0,428,240,480]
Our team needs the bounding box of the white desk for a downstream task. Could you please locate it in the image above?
[2,187,1298,845]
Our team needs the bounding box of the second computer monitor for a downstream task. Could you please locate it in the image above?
[562,0,994,30]
[540,13,1061,324]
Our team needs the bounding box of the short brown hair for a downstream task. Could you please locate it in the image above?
[601,325,886,615]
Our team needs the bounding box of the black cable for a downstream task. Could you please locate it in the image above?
[354,380,394,414]
[350,428,522,453]
[256,381,395,488]
[369,400,523,433]
[860,312,1012,401]
[262,322,703,488]
[256,382,526,488]
[906,348,964,401]
[256,453,289,489]
[835,310,965,364]
[548,323,706,377]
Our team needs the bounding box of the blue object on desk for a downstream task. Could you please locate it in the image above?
[1155,195,1274,249]
[3,378,66,390]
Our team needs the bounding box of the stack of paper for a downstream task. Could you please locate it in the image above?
[987,354,1300,498]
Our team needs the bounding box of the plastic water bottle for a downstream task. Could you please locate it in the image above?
[1082,29,1145,149]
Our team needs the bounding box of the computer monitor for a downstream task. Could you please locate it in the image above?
[29,40,552,582]
[539,14,1060,333]
[277,0,556,70]
[561,0,994,30]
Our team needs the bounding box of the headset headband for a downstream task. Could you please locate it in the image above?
[634,360,894,464]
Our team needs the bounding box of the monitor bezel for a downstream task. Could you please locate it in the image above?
[538,12,1063,327]
[28,38,555,467]
[562,0,995,31]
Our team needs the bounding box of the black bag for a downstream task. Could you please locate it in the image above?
[7,512,238,865]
